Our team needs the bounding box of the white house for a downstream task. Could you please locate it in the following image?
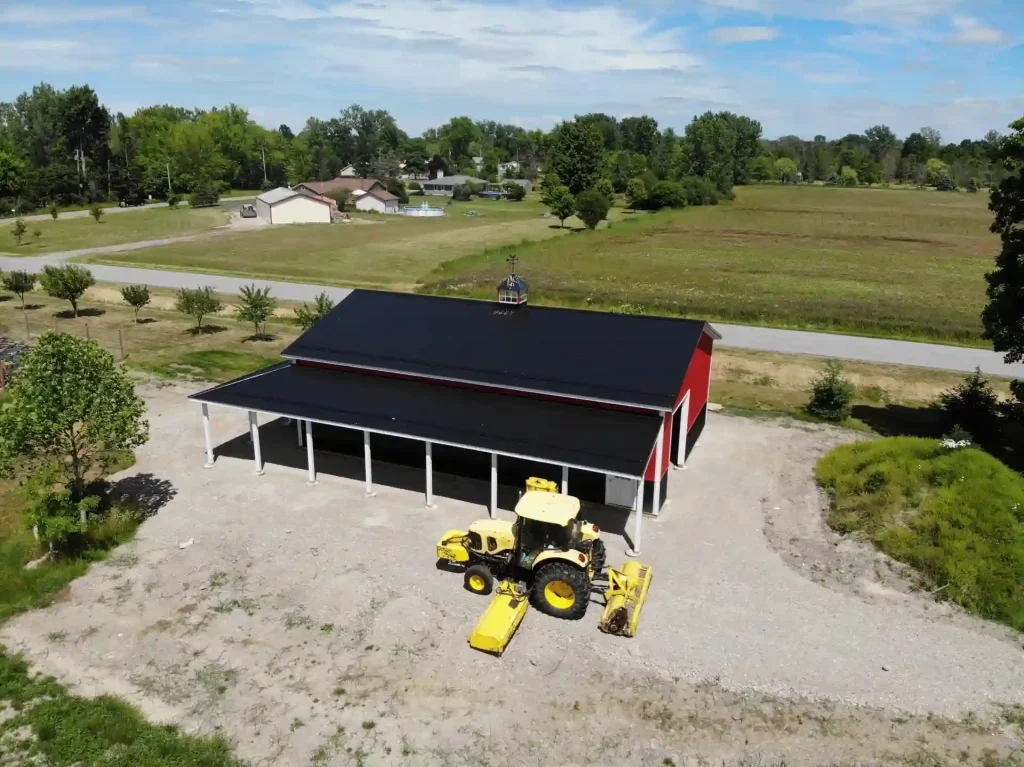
[338,164,358,177]
[254,187,333,224]
[352,188,399,214]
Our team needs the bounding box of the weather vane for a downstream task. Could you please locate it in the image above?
[507,254,518,274]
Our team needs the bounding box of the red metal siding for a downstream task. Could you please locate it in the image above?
[645,331,714,480]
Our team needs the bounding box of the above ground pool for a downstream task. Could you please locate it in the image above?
[402,202,447,217]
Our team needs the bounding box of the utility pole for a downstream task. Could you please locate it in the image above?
[261,147,267,183]
[166,162,172,192]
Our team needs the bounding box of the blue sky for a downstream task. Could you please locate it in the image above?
[1,0,1021,141]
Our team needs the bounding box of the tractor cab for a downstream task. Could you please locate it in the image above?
[512,493,598,569]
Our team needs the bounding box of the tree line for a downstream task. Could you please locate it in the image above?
[0,81,1010,214]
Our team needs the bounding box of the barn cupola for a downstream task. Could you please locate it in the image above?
[497,255,528,306]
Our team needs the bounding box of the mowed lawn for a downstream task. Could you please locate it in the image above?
[1,207,228,255]
[87,197,590,290]
[426,186,998,343]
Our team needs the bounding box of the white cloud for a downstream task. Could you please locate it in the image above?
[947,16,1007,45]
[708,26,778,44]
[0,38,112,70]
[0,3,144,25]
[698,0,958,26]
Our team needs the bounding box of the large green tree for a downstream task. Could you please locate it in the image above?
[981,118,1024,373]
[0,333,149,500]
[548,119,603,195]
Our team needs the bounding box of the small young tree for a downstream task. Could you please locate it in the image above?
[936,367,1000,443]
[295,291,335,330]
[575,188,611,230]
[807,361,856,421]
[0,332,149,511]
[839,166,859,187]
[11,217,27,246]
[32,226,42,243]
[40,264,95,317]
[120,284,151,323]
[189,181,220,208]
[1,270,37,309]
[326,189,350,209]
[166,192,180,210]
[236,284,277,339]
[775,157,799,183]
[547,185,576,228]
[89,204,103,223]
[49,203,59,220]
[175,286,223,330]
[625,177,647,211]
[452,184,472,202]
[593,178,615,207]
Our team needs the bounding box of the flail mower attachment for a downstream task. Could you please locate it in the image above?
[468,581,529,656]
[599,561,653,638]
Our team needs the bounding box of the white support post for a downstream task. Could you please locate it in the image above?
[561,465,569,495]
[626,478,643,557]
[305,419,317,485]
[249,411,264,475]
[680,393,690,469]
[489,452,498,519]
[296,418,304,447]
[652,417,665,516]
[202,403,215,468]
[363,430,375,496]
[425,441,435,508]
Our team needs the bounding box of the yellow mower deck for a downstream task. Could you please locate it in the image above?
[469,581,529,656]
[599,561,653,638]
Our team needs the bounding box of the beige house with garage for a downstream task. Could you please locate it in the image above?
[352,188,399,214]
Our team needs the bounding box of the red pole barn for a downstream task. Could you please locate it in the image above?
[191,270,719,556]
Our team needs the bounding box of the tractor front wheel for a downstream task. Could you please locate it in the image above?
[531,562,590,620]
[464,564,494,595]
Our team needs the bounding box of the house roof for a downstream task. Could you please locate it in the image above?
[256,187,300,205]
[498,274,529,293]
[189,362,662,477]
[298,177,384,195]
[359,188,399,203]
[281,290,720,411]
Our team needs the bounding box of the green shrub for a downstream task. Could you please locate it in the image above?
[503,182,526,201]
[807,360,856,421]
[452,184,472,202]
[295,291,335,331]
[646,181,686,211]
[679,176,720,206]
[817,437,1024,630]
[166,192,180,209]
[407,181,422,192]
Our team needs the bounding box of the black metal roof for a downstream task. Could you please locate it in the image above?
[498,274,529,293]
[281,290,718,410]
[190,363,662,477]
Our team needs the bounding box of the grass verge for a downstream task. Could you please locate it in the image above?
[817,437,1024,631]
[0,649,242,766]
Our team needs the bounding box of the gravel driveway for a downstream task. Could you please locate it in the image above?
[2,384,1021,766]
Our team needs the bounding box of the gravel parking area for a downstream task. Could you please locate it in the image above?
[2,384,1023,766]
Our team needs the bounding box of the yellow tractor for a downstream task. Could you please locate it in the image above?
[437,492,606,620]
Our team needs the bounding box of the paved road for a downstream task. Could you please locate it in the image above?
[0,196,254,225]
[1,254,1020,378]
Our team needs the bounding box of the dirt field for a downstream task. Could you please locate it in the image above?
[2,384,1023,766]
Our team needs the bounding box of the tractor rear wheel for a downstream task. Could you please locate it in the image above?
[531,562,590,620]
[464,564,494,595]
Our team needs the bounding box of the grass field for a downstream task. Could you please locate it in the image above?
[2,207,228,256]
[426,186,998,344]
[85,196,606,290]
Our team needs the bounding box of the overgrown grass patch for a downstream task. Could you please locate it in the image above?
[126,349,277,382]
[817,437,1024,630]
[0,649,242,766]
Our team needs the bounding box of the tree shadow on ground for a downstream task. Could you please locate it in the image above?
[19,304,44,311]
[0,296,10,303]
[241,333,277,343]
[54,307,105,319]
[134,318,158,325]
[851,403,944,439]
[108,473,178,519]
[185,324,227,336]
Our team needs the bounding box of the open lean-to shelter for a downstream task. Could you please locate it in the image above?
[190,270,719,555]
